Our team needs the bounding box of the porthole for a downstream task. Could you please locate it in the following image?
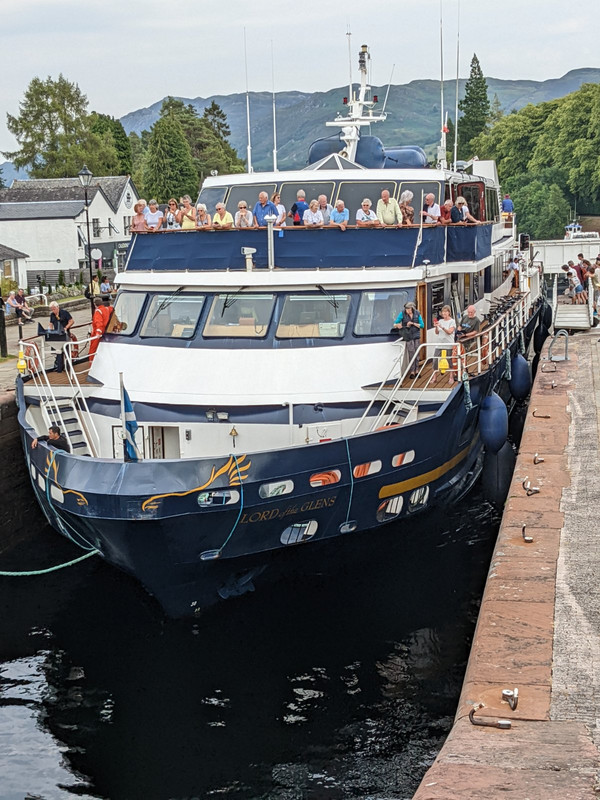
[259,480,294,499]
[30,464,36,479]
[280,520,318,545]
[309,470,341,487]
[376,495,404,523]
[197,490,240,507]
[37,474,46,491]
[392,450,415,467]
[50,485,64,504]
[353,460,382,479]
[408,485,429,512]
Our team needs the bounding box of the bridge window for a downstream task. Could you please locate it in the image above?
[399,181,443,208]
[354,289,411,336]
[276,293,351,338]
[278,182,335,216]
[336,180,396,218]
[140,294,205,338]
[196,185,226,211]
[225,184,277,214]
[107,291,147,336]
[203,293,275,337]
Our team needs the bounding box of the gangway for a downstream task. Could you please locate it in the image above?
[551,276,594,331]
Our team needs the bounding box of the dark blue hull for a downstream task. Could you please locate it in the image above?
[19,312,541,617]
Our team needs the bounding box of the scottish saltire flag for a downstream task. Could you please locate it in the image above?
[120,379,140,462]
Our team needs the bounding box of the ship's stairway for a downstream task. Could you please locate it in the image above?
[41,398,93,456]
[553,303,593,330]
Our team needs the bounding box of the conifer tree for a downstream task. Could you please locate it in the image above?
[143,114,198,201]
[457,54,490,159]
[91,113,133,175]
[203,100,231,141]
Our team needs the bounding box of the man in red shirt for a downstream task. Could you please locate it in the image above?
[89,297,113,361]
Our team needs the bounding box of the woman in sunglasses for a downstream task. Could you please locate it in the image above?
[196,203,212,228]
[164,198,181,229]
[235,202,253,228]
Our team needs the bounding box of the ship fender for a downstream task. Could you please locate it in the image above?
[542,302,553,330]
[509,353,531,401]
[479,392,508,454]
[533,322,548,354]
[481,441,515,506]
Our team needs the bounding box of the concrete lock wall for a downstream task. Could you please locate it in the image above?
[0,392,46,552]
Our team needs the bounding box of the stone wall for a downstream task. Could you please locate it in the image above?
[0,392,45,552]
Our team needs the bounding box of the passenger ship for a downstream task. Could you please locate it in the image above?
[17,46,546,617]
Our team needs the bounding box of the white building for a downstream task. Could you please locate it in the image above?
[0,242,29,286]
[0,176,139,290]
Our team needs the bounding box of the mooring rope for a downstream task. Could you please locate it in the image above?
[344,438,355,524]
[0,550,99,577]
[213,454,245,556]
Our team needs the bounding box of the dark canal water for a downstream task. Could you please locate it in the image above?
[0,492,499,800]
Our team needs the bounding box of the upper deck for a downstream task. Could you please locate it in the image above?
[124,224,495,273]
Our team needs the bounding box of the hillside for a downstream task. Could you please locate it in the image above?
[120,68,600,171]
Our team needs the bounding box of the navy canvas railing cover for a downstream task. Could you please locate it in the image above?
[125,224,493,271]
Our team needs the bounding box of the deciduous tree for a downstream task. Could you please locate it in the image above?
[4,75,119,177]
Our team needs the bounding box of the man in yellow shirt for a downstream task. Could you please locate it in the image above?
[376,189,402,226]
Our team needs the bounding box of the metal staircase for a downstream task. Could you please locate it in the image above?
[41,398,93,456]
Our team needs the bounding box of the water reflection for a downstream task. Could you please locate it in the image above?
[0,493,499,799]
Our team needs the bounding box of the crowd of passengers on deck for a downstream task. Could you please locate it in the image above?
[130,189,481,234]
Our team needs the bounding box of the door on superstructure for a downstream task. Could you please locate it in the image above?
[457,182,485,220]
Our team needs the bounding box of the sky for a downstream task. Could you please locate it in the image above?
[1,0,598,156]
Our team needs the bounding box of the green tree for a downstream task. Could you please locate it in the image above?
[4,75,119,177]
[143,114,198,201]
[203,100,231,140]
[91,113,133,174]
[457,54,490,159]
[488,93,503,126]
[506,179,570,239]
[129,131,147,195]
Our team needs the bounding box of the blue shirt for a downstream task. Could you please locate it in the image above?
[330,208,349,224]
[252,201,279,226]
[502,197,514,212]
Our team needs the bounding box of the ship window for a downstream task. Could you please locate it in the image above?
[106,291,147,336]
[392,450,415,467]
[278,182,335,216]
[203,293,275,337]
[259,480,294,499]
[225,184,277,214]
[399,181,443,208]
[280,520,318,545]
[376,495,403,522]
[353,460,381,478]
[309,469,341,487]
[276,294,351,338]
[197,490,240,507]
[354,289,411,335]
[196,185,227,211]
[408,485,429,512]
[336,180,396,218]
[140,294,205,339]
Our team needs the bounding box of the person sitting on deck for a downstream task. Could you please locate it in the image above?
[31,425,70,452]
[356,198,381,227]
[420,193,441,224]
[399,190,415,225]
[252,192,279,227]
[212,203,233,230]
[329,199,350,231]
[376,189,402,226]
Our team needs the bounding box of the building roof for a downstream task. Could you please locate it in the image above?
[0,242,29,259]
[0,175,134,212]
[0,200,85,220]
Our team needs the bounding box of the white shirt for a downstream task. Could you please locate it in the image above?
[356,208,378,222]
[436,317,456,345]
[424,203,441,224]
[303,209,324,226]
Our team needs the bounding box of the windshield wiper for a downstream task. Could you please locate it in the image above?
[150,287,184,322]
[316,284,339,314]
[221,286,249,316]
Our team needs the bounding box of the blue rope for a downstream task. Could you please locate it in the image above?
[344,438,355,524]
[0,551,98,577]
[215,454,245,555]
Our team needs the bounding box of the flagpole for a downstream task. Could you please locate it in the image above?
[119,371,126,462]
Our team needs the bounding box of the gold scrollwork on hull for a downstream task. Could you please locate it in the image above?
[44,454,88,506]
[141,454,251,512]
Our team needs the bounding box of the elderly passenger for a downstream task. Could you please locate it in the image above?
[399,190,415,225]
[329,199,350,231]
[179,195,196,229]
[235,201,253,228]
[376,189,402,226]
[303,199,324,227]
[212,203,233,230]
[196,203,211,228]
[253,191,279,227]
[356,198,381,228]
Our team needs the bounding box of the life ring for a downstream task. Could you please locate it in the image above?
[23,343,41,374]
[69,332,79,359]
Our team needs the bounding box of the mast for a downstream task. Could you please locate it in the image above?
[453,0,461,170]
[437,0,448,169]
[271,39,278,171]
[325,43,387,162]
[244,28,253,173]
